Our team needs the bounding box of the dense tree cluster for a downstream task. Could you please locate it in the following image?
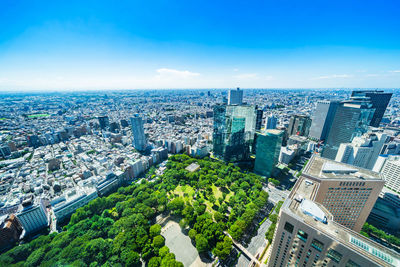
[0,180,181,266]
[265,201,283,243]
[0,154,270,266]
[361,223,400,247]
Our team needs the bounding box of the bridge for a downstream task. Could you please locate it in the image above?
[224,231,262,266]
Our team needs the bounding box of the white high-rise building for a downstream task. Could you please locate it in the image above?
[380,156,400,193]
[335,132,386,170]
[227,87,243,105]
[16,200,48,235]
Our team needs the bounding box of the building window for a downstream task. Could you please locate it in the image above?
[284,222,294,233]
[345,260,360,267]
[327,249,342,263]
[311,239,324,252]
[297,230,308,242]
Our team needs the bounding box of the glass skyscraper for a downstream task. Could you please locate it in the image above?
[322,98,375,160]
[287,115,312,136]
[351,90,392,127]
[213,104,256,162]
[130,115,147,151]
[253,129,284,177]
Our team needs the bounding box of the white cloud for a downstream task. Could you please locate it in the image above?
[233,68,239,72]
[156,68,200,78]
[265,75,273,81]
[312,74,353,80]
[233,73,258,79]
[389,70,400,73]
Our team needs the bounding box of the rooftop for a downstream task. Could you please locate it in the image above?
[303,155,382,180]
[185,163,200,173]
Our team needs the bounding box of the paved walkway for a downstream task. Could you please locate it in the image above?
[162,221,206,267]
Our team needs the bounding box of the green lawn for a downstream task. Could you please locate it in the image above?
[171,183,234,215]
[173,185,195,201]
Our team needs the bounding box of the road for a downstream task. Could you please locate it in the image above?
[264,185,289,204]
[237,216,272,266]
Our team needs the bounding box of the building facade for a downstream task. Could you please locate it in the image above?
[335,132,387,170]
[268,181,400,267]
[266,115,278,130]
[98,116,110,130]
[380,156,400,193]
[227,87,243,105]
[309,100,340,141]
[351,90,392,127]
[130,115,147,151]
[16,200,48,235]
[254,130,283,177]
[322,99,375,160]
[301,155,384,232]
[212,104,256,162]
[287,115,312,137]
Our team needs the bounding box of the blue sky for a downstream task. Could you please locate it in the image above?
[1,0,400,90]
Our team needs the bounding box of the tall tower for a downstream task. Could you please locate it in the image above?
[130,115,147,151]
[253,130,283,177]
[227,87,243,105]
[266,115,278,130]
[212,104,256,162]
[351,90,392,127]
[266,155,397,267]
[98,115,110,130]
[287,115,312,136]
[322,98,375,160]
[309,100,340,140]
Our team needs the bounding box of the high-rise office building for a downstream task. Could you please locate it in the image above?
[213,104,256,162]
[300,155,384,232]
[322,98,375,160]
[254,130,283,177]
[130,115,147,151]
[267,173,399,267]
[309,100,340,140]
[255,108,264,131]
[266,115,278,130]
[379,155,400,193]
[287,115,312,137]
[227,87,243,105]
[335,132,387,170]
[98,115,110,130]
[352,90,392,127]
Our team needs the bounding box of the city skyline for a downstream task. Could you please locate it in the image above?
[1,0,400,90]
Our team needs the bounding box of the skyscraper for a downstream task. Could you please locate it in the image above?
[309,100,340,140]
[254,129,283,177]
[287,115,312,136]
[352,90,392,127]
[267,174,399,267]
[255,108,263,131]
[301,155,384,232]
[212,104,256,162]
[130,115,147,151]
[98,115,110,130]
[227,87,243,105]
[266,115,278,129]
[322,98,375,160]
